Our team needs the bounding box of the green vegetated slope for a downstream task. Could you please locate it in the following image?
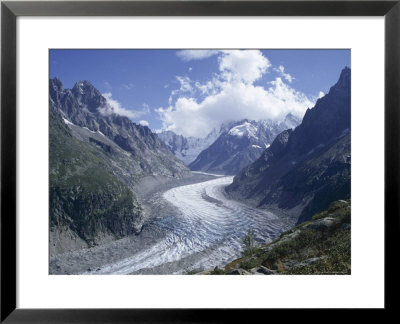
[200,199,351,275]
[49,79,190,255]
[49,107,143,251]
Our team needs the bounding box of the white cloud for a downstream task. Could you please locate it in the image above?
[158,79,313,138]
[158,50,314,138]
[195,80,215,95]
[176,50,219,61]
[274,65,294,83]
[123,83,135,90]
[139,120,149,127]
[176,76,192,93]
[99,92,149,119]
[169,76,194,105]
[219,50,271,83]
[318,91,325,98]
[189,67,193,72]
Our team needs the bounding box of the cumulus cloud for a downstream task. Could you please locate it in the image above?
[158,50,314,138]
[195,80,215,96]
[318,91,325,98]
[219,50,271,83]
[169,76,193,105]
[274,65,294,83]
[157,78,313,138]
[139,120,149,126]
[99,92,149,119]
[176,50,219,61]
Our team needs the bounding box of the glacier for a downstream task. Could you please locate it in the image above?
[86,176,294,275]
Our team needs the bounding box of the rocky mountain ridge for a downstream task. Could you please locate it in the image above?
[50,78,189,178]
[49,78,190,256]
[226,67,351,224]
[188,114,301,175]
[157,127,221,165]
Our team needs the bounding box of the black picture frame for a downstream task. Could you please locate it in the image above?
[1,0,399,322]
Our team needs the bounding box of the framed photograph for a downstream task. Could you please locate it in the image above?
[1,0,398,321]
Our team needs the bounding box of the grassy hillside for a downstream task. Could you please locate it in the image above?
[49,107,143,250]
[199,199,351,275]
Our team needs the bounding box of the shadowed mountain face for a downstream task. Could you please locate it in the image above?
[50,78,189,178]
[225,67,351,224]
[188,115,301,175]
[49,79,190,255]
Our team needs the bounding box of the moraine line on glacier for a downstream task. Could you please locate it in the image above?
[86,175,294,275]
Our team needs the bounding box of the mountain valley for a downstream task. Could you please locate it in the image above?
[49,65,351,275]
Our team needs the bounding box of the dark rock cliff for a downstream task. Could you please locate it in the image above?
[49,79,190,255]
[225,67,351,224]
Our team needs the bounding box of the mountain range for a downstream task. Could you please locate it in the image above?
[188,114,300,175]
[225,67,351,224]
[157,128,221,165]
[49,78,189,255]
[49,66,351,259]
[158,114,300,175]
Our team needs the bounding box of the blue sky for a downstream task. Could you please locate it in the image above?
[50,49,350,137]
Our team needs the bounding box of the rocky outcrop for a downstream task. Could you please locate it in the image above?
[50,78,189,179]
[49,107,145,254]
[49,79,190,256]
[198,200,351,275]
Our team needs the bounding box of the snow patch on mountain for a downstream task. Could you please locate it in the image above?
[189,114,302,175]
[157,127,221,165]
[228,122,258,139]
[63,118,74,126]
[159,114,301,172]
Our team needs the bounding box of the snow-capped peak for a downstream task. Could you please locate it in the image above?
[157,127,221,165]
[228,122,258,139]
